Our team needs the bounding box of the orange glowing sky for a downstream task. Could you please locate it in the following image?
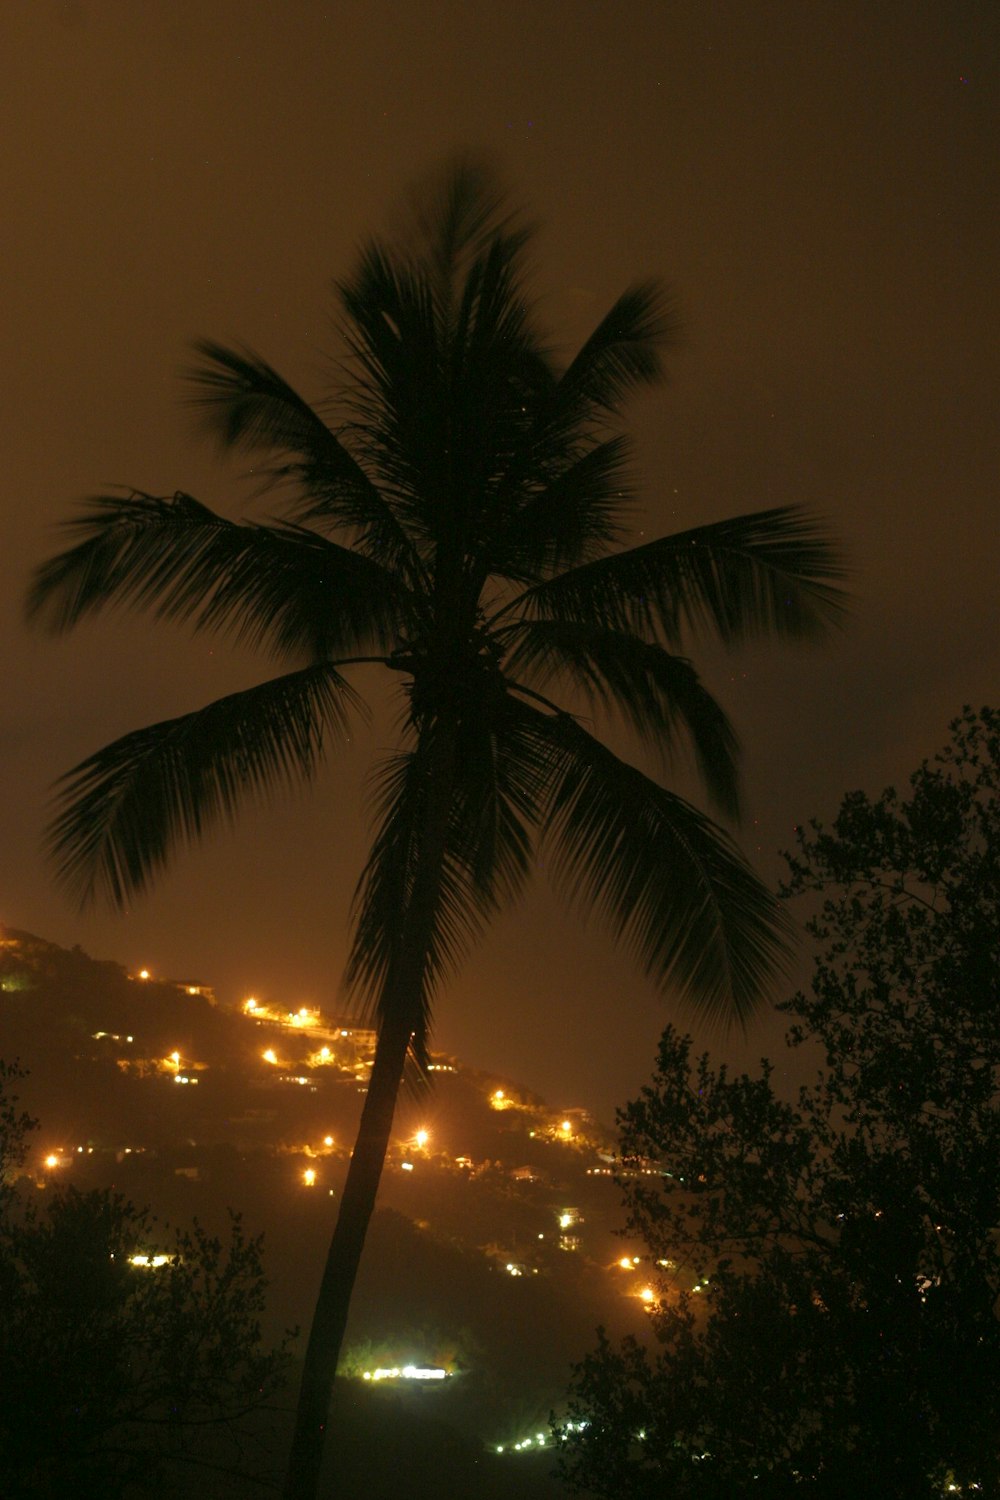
[2,1,997,1119]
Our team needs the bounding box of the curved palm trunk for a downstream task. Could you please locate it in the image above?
[283,721,458,1500]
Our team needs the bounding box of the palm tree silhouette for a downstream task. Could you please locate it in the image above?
[27,162,846,1498]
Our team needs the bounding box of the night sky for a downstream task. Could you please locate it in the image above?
[2,1,996,1122]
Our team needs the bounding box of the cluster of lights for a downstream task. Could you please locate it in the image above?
[502,1432,548,1454]
[129,1253,170,1269]
[361,1365,448,1382]
[496,1420,590,1456]
[43,1145,97,1169]
[288,1007,319,1028]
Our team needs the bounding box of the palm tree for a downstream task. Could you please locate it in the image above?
[27,163,846,1500]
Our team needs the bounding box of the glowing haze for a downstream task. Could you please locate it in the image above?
[1,2,996,1120]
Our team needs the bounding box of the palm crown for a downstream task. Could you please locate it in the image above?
[28,164,845,1050]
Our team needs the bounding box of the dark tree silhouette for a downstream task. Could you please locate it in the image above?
[0,1063,289,1499]
[559,708,1000,1499]
[27,162,846,1499]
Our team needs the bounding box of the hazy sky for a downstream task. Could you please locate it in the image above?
[2,1,997,1120]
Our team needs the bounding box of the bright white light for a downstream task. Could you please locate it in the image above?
[303,1168,317,1187]
[401,1161,414,1172]
[262,1049,277,1065]
[138,969,150,981]
[129,1253,170,1268]
[44,1152,61,1169]
[323,1135,334,1148]
[560,1120,571,1134]
[414,1129,429,1148]
[640,1287,655,1304]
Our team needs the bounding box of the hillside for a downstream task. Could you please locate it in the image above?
[1,921,669,1494]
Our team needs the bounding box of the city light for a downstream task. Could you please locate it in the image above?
[362,1365,448,1382]
[262,1049,278,1065]
[44,1152,61,1169]
[414,1128,429,1149]
[303,1168,316,1187]
[640,1287,655,1304]
[560,1119,572,1134]
[323,1135,334,1148]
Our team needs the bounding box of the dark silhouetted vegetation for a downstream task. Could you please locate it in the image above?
[0,1063,290,1499]
[560,708,1000,1498]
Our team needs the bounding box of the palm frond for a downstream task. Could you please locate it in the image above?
[553,282,676,422]
[336,244,448,533]
[26,490,410,660]
[485,435,633,582]
[407,156,530,332]
[516,506,849,646]
[511,703,792,1025]
[345,698,551,1053]
[184,341,418,572]
[48,664,362,909]
[504,620,742,819]
[344,745,488,1057]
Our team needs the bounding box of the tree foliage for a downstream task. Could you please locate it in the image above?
[559,707,1000,1498]
[0,1066,290,1499]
